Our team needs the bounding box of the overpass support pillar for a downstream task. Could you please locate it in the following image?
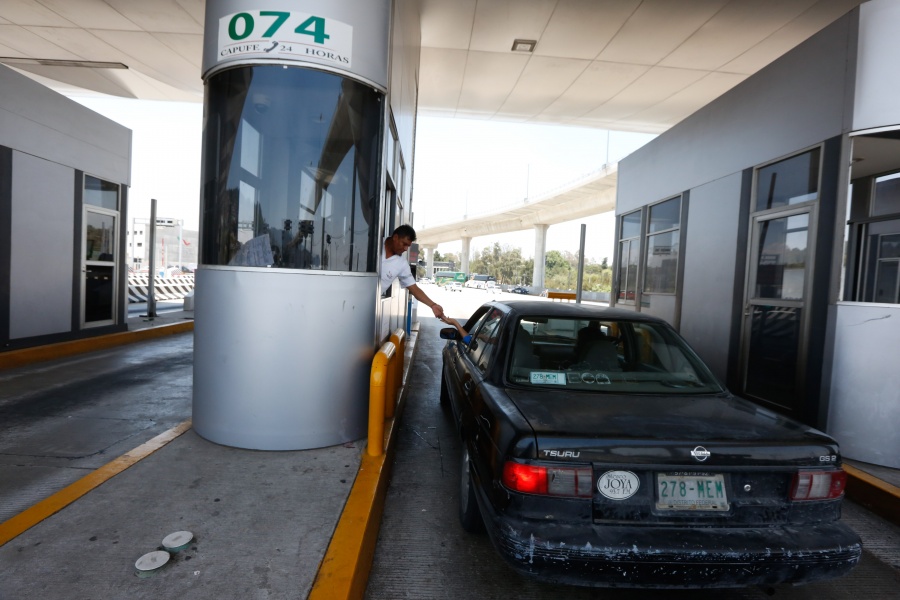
[532,224,549,289]
[422,245,436,278]
[461,237,471,275]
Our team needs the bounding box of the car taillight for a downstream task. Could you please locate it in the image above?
[790,469,847,501]
[502,461,593,498]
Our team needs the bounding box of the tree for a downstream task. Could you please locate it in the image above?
[544,252,613,292]
[544,250,567,274]
[467,242,533,284]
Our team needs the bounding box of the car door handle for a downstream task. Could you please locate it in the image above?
[477,415,491,429]
[464,381,473,394]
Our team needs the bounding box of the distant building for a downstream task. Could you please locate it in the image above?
[126,218,198,271]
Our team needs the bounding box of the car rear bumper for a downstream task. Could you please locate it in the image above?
[485,513,862,588]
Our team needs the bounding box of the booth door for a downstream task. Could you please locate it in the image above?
[739,208,814,414]
[82,207,118,327]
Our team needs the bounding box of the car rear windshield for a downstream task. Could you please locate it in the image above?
[507,317,724,394]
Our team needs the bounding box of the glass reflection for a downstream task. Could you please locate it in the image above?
[755,149,820,212]
[648,197,680,233]
[746,306,801,411]
[86,212,116,262]
[85,265,114,323]
[755,214,808,300]
[645,230,679,293]
[873,172,900,217]
[201,65,382,272]
[620,210,641,239]
[84,175,119,210]
[618,239,638,302]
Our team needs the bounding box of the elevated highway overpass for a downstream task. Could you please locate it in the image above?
[415,163,618,288]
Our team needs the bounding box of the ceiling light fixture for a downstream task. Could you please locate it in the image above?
[511,39,536,53]
[0,57,128,69]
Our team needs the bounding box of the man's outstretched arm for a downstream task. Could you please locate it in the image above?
[407,284,445,319]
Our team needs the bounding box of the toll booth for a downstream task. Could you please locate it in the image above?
[193,0,420,450]
[0,65,131,351]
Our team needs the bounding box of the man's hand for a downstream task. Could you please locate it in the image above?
[407,284,444,319]
[430,303,445,319]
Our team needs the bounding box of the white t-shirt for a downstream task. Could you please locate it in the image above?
[381,241,416,290]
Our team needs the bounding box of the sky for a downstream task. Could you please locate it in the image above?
[412,117,654,262]
[71,95,204,231]
[70,96,654,263]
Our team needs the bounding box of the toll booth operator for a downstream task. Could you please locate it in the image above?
[382,225,445,320]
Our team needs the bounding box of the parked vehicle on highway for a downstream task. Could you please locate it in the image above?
[510,286,530,294]
[447,281,463,292]
[439,300,861,589]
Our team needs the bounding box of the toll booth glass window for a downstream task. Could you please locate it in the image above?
[755,148,820,212]
[873,172,900,217]
[644,197,681,294]
[85,211,116,262]
[618,210,641,303]
[84,175,119,210]
[201,65,383,272]
[754,213,808,300]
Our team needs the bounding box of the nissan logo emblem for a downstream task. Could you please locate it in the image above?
[691,446,711,462]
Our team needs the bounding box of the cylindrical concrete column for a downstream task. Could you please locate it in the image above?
[461,236,471,276]
[532,224,549,289]
[422,245,436,278]
[194,0,391,450]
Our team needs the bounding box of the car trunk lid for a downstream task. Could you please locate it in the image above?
[506,389,837,466]
[504,390,843,526]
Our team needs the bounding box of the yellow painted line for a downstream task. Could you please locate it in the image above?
[0,419,193,547]
[309,326,418,600]
[309,435,394,600]
[0,321,194,371]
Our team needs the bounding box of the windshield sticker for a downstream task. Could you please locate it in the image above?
[567,372,612,385]
[530,372,566,385]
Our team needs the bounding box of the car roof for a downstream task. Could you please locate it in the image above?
[487,300,668,324]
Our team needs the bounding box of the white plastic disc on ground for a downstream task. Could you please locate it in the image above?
[162,530,194,552]
[134,550,170,575]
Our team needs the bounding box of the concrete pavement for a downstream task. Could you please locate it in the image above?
[0,293,898,599]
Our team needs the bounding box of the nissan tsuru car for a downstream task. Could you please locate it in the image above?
[439,301,861,589]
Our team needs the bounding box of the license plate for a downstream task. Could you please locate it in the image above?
[656,473,729,511]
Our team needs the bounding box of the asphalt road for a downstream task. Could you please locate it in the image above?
[0,333,194,524]
[366,285,900,599]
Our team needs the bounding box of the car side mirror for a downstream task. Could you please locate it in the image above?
[440,327,460,340]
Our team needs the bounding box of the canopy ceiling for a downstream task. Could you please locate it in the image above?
[0,0,863,133]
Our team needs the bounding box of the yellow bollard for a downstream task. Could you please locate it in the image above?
[368,342,396,457]
[387,328,406,418]
[384,352,397,420]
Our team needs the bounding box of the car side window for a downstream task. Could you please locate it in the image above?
[461,309,491,352]
[467,309,503,374]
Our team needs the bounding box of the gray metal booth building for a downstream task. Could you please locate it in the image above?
[611,0,899,470]
[0,66,132,349]
[192,0,420,450]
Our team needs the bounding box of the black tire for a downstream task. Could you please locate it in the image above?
[439,375,449,407]
[459,445,485,533]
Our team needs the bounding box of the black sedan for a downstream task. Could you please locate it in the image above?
[509,286,530,294]
[439,300,861,589]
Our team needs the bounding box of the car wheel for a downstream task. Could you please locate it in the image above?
[459,445,484,533]
[439,375,449,407]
